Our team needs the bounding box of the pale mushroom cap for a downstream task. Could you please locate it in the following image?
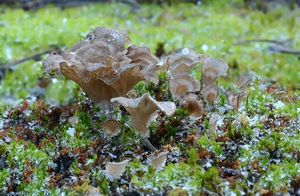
[72,27,128,58]
[201,84,219,105]
[148,151,168,170]
[111,93,176,137]
[163,48,201,75]
[105,159,129,180]
[102,119,121,137]
[43,27,158,104]
[237,73,254,92]
[169,74,200,98]
[180,93,203,120]
[201,57,228,85]
[126,46,159,84]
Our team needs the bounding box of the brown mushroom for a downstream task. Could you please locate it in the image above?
[226,91,246,112]
[201,84,219,105]
[43,27,157,104]
[169,74,200,98]
[126,46,158,84]
[201,57,228,86]
[162,48,201,75]
[102,119,121,137]
[147,151,168,170]
[111,93,176,137]
[180,93,203,119]
[105,159,129,180]
[237,73,254,92]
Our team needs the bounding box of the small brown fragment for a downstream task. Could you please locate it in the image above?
[102,119,121,137]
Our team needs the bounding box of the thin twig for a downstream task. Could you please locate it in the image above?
[234,39,288,46]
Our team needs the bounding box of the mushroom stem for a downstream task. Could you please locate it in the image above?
[141,138,157,151]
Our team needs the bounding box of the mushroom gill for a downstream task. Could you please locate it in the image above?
[169,74,200,98]
[43,27,157,104]
[111,93,176,137]
[201,84,219,105]
[180,93,203,120]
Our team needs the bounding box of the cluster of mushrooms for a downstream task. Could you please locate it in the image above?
[43,27,253,179]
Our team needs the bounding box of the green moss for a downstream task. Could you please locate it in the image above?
[197,135,223,156]
[187,148,199,165]
[258,161,300,191]
[5,141,53,194]
[0,170,9,192]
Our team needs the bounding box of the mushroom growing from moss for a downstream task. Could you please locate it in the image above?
[226,73,254,111]
[147,151,168,170]
[162,49,201,99]
[180,93,203,120]
[237,73,254,92]
[111,93,176,137]
[201,84,219,105]
[169,74,200,98]
[163,48,201,76]
[126,46,159,84]
[105,159,129,180]
[43,27,157,105]
[201,57,228,86]
[102,119,121,137]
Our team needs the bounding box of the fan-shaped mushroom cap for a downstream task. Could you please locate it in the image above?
[169,74,200,98]
[102,119,121,137]
[105,159,129,180]
[162,48,201,75]
[147,151,168,170]
[237,73,254,92]
[201,84,219,105]
[126,46,158,84]
[180,93,203,120]
[226,91,245,111]
[111,93,176,137]
[43,27,158,104]
[72,27,128,60]
[201,57,228,85]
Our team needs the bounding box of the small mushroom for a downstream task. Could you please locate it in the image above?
[105,159,129,180]
[226,91,245,112]
[147,151,168,170]
[237,73,254,92]
[180,93,203,120]
[126,46,158,84]
[43,27,158,104]
[169,74,200,98]
[162,48,201,75]
[201,57,228,86]
[102,119,121,137]
[111,93,176,137]
[225,73,254,111]
[201,84,219,105]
